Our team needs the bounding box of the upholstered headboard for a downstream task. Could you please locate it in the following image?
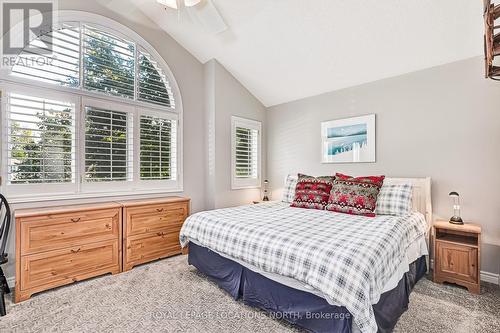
[384,177,432,229]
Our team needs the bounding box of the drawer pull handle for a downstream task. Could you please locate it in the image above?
[71,218,81,223]
[157,232,165,236]
[105,224,111,229]
[156,208,164,212]
[71,248,81,254]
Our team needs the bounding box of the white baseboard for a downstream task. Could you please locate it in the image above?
[481,271,500,285]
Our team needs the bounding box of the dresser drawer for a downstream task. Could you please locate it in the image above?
[20,240,120,291]
[20,208,121,254]
[125,202,188,236]
[125,230,181,269]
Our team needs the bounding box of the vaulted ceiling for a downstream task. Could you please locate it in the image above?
[127,0,483,107]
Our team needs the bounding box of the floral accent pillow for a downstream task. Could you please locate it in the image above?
[326,173,385,217]
[291,174,335,210]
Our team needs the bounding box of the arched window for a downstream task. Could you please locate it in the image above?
[0,12,183,200]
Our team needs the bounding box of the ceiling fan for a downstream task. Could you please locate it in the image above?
[156,0,228,34]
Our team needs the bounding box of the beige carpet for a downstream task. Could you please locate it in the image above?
[1,255,499,333]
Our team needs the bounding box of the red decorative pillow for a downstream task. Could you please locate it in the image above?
[291,174,335,210]
[326,173,385,217]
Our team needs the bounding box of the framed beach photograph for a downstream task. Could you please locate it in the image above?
[321,114,376,163]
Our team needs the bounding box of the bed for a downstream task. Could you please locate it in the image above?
[179,177,432,333]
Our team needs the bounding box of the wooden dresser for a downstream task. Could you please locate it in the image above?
[119,197,190,271]
[433,220,481,294]
[14,196,190,302]
[15,203,122,302]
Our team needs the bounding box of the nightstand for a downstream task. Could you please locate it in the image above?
[433,220,481,294]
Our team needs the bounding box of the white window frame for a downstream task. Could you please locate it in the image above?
[80,97,135,193]
[0,11,184,203]
[231,116,262,190]
[135,107,180,191]
[0,84,80,198]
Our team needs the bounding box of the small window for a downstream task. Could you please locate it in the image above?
[231,116,261,189]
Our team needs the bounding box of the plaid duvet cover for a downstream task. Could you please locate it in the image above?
[180,202,427,333]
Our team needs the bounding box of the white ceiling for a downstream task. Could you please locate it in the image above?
[128,0,484,107]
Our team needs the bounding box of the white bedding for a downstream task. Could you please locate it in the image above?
[180,201,428,333]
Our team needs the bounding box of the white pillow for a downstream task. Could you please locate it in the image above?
[375,183,413,216]
[282,174,298,203]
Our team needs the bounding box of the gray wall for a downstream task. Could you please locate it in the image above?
[204,60,267,209]
[4,0,206,282]
[267,57,500,275]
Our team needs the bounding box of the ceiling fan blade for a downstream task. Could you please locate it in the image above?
[157,0,178,9]
[185,0,227,34]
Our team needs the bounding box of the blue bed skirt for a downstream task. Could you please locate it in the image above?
[188,242,427,333]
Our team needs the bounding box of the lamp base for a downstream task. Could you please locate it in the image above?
[449,216,464,225]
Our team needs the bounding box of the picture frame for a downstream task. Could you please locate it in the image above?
[321,114,376,163]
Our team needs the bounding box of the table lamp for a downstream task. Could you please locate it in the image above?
[449,191,464,225]
[262,180,269,201]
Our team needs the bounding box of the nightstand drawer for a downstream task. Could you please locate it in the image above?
[435,241,478,283]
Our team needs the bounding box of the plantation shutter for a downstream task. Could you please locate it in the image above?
[235,126,258,179]
[83,25,135,98]
[84,106,131,182]
[140,114,177,180]
[6,93,76,184]
[138,49,175,108]
[12,23,80,87]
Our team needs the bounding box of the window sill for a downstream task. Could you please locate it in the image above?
[7,187,184,205]
[231,185,262,190]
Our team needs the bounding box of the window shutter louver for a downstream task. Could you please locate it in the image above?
[138,49,175,108]
[83,25,135,99]
[235,127,259,178]
[140,115,177,180]
[6,93,76,184]
[12,23,80,87]
[84,106,131,182]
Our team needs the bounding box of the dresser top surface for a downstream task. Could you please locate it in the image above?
[15,202,122,218]
[116,196,190,207]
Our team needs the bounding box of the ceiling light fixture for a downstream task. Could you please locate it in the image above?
[156,0,201,10]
